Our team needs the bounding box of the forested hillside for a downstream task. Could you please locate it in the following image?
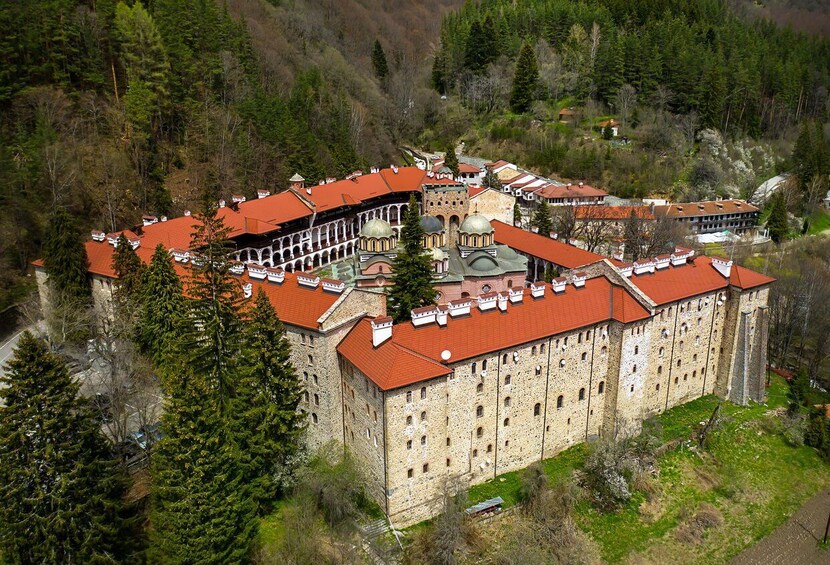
[0,0,460,318]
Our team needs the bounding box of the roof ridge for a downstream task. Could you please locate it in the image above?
[392,341,449,369]
[289,188,317,211]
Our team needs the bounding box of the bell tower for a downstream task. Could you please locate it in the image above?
[421,180,469,246]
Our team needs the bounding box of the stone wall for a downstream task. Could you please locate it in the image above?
[471,190,516,226]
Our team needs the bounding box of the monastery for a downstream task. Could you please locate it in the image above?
[33,166,774,527]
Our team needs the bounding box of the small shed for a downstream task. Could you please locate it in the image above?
[465,496,504,518]
[558,107,577,122]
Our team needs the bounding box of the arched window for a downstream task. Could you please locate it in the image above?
[420,411,426,421]
[406,415,412,426]
[487,444,492,453]
[502,354,508,365]
[504,375,511,385]
[581,352,588,361]
[503,418,510,427]
[557,395,564,409]
[634,345,639,355]
[601,346,607,357]
[598,381,605,394]
[420,387,427,399]
[504,396,511,407]
[476,382,483,393]
[476,426,483,438]
[471,362,477,374]
[421,435,426,446]
[532,345,537,355]
[312,413,318,423]
[540,343,546,354]
[534,403,541,416]
[476,405,483,417]
[579,388,585,401]
[659,347,665,357]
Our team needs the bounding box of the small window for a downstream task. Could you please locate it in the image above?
[446,437,451,446]
[421,435,426,446]
[601,346,607,357]
[560,359,566,368]
[307,355,313,365]
[314,393,319,406]
[557,395,563,409]
[677,359,682,367]
[504,375,511,385]
[312,413,318,423]
[579,387,585,401]
[472,449,478,457]
[407,469,413,478]
[540,343,545,354]
[581,352,587,361]
[471,362,477,374]
[534,403,541,416]
[659,347,665,357]
[446,458,451,467]
[502,354,508,365]
[504,396,512,408]
[420,411,426,421]
[406,391,412,403]
[420,387,427,400]
[487,444,492,453]
[407,440,412,450]
[632,364,637,373]
[313,374,318,385]
[634,345,639,355]
[476,426,483,438]
[476,382,483,393]
[535,365,542,376]
[658,365,663,375]
[476,405,484,417]
[598,381,604,394]
[482,359,487,371]
[532,345,537,355]
[656,383,660,391]
[406,415,412,426]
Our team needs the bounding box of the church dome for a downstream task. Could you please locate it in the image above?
[459,214,494,235]
[360,219,394,238]
[420,215,444,234]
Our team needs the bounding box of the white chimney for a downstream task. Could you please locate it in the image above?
[411,306,438,326]
[247,264,267,280]
[530,281,546,299]
[508,286,524,303]
[229,262,244,276]
[436,307,448,326]
[266,267,285,284]
[91,230,106,242]
[477,293,498,312]
[711,257,733,278]
[371,316,393,347]
[448,299,472,318]
[297,274,320,289]
[232,194,246,204]
[257,189,270,199]
[242,283,252,298]
[218,199,226,208]
[655,255,670,270]
[184,210,191,216]
[633,259,655,275]
[552,277,566,293]
[618,263,633,278]
[497,292,508,312]
[571,272,587,288]
[160,215,167,222]
[322,278,345,294]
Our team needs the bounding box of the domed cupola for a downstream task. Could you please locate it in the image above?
[420,215,446,248]
[458,214,494,248]
[359,219,396,253]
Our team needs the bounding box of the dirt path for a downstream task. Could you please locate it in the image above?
[730,489,830,565]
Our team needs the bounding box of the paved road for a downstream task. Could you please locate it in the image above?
[730,489,830,565]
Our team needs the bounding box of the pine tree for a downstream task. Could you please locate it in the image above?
[113,233,145,301]
[513,203,522,226]
[150,363,257,562]
[114,1,170,104]
[444,145,460,177]
[481,14,500,65]
[510,41,539,113]
[43,207,91,306]
[139,243,186,365]
[371,38,389,80]
[531,200,552,237]
[767,193,789,243]
[238,288,306,509]
[387,195,437,322]
[483,168,502,191]
[431,46,449,94]
[186,201,245,411]
[0,332,129,563]
[464,20,488,74]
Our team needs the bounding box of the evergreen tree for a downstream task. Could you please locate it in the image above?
[238,288,306,509]
[150,362,257,562]
[114,1,170,105]
[387,195,438,322]
[480,14,500,65]
[431,46,449,94]
[139,244,186,365]
[513,202,522,226]
[444,145,460,178]
[43,207,91,306]
[0,332,129,563]
[531,200,552,237]
[483,168,502,191]
[464,20,488,74]
[371,38,389,80]
[113,233,145,301]
[698,64,726,130]
[186,201,245,411]
[767,193,789,244]
[792,120,830,190]
[510,41,539,113]
[543,264,556,283]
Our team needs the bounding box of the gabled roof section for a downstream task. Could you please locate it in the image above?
[575,206,653,221]
[534,183,607,199]
[491,220,604,269]
[337,276,649,390]
[729,264,776,290]
[654,199,758,218]
[237,190,314,226]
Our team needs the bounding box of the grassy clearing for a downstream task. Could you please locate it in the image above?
[806,208,830,235]
[463,375,829,563]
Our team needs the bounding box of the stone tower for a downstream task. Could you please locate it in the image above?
[421,180,469,246]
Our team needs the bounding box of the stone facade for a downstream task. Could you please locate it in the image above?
[338,275,772,527]
[470,189,516,226]
[421,182,469,246]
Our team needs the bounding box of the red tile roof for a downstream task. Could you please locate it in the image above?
[468,185,487,198]
[534,183,607,199]
[338,276,650,390]
[491,220,604,269]
[626,255,774,305]
[237,190,313,226]
[654,200,758,218]
[575,206,654,221]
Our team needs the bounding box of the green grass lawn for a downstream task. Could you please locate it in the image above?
[806,208,830,235]
[464,375,829,563]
